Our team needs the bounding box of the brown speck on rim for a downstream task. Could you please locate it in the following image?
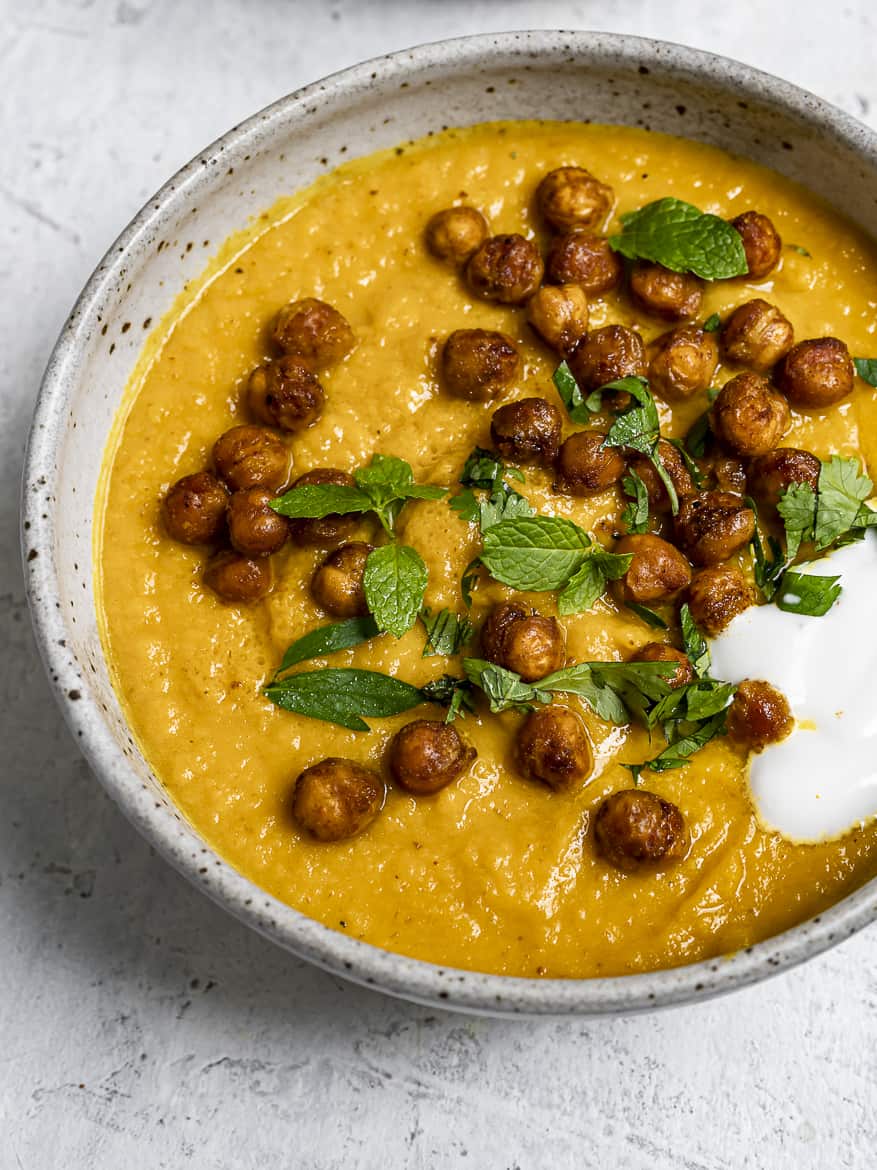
[142,317,152,329]
[185,242,193,252]
[638,65,650,74]
[68,689,81,701]
[109,343,115,354]
[485,85,495,93]
[121,322,131,333]
[100,324,108,336]
[27,549,37,561]
[234,267,244,274]
[340,145,348,153]
[395,147,404,156]
[203,240,209,246]
[675,104,687,116]
[782,140,794,150]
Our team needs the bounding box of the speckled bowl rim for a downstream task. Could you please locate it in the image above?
[22,30,877,1016]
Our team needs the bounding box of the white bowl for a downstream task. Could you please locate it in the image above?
[22,30,877,1016]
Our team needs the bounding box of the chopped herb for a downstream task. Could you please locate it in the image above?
[625,710,729,781]
[787,243,812,257]
[459,447,525,490]
[558,549,633,615]
[621,469,651,534]
[419,674,476,721]
[685,412,711,458]
[608,197,748,279]
[480,515,593,591]
[264,668,424,731]
[775,570,843,616]
[814,456,873,549]
[854,358,877,388]
[599,376,680,514]
[363,544,428,637]
[702,312,721,332]
[776,481,816,560]
[275,616,380,675]
[666,437,705,489]
[679,603,710,677]
[421,607,474,657]
[460,557,481,608]
[749,508,788,603]
[627,602,668,629]
[476,486,534,531]
[553,360,596,424]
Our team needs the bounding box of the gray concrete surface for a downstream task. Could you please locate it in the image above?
[2,1,876,1166]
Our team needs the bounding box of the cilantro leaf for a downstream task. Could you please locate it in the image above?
[449,487,481,523]
[459,448,525,490]
[557,549,632,615]
[480,515,592,590]
[679,603,710,677]
[775,570,843,616]
[621,469,650,534]
[477,487,534,532]
[420,608,474,657]
[609,197,748,279]
[264,668,424,732]
[275,616,380,675]
[854,358,877,388]
[776,482,816,559]
[601,377,679,514]
[814,456,873,549]
[363,544,428,637]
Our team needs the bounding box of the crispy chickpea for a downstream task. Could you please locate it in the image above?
[490,397,562,466]
[687,566,754,636]
[710,372,791,458]
[747,447,821,517]
[554,431,626,496]
[271,298,355,368]
[466,234,544,305]
[388,720,476,795]
[163,471,229,544]
[730,211,782,280]
[648,326,718,402]
[526,284,590,355]
[594,790,688,872]
[567,325,647,393]
[441,329,520,402]
[292,758,385,842]
[286,468,359,546]
[612,534,692,604]
[675,491,756,566]
[721,298,794,372]
[247,355,325,432]
[203,550,273,602]
[630,642,694,689]
[425,205,489,265]
[700,452,747,494]
[515,705,593,791]
[227,487,289,557]
[212,425,291,493]
[726,680,793,753]
[310,541,374,618]
[628,439,696,512]
[545,231,623,294]
[629,263,704,322]
[481,602,565,683]
[536,166,614,232]
[775,337,854,408]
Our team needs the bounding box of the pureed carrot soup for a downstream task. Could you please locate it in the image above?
[96,122,877,979]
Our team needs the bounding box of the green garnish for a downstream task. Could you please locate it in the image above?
[363,543,428,638]
[702,312,721,332]
[813,457,874,549]
[419,674,477,722]
[787,243,812,257]
[625,711,729,783]
[665,437,705,489]
[451,447,533,532]
[420,607,474,657]
[621,469,650,534]
[679,603,710,677]
[684,412,711,459]
[600,377,680,514]
[854,358,877,388]
[558,549,633,615]
[264,668,425,732]
[552,360,597,423]
[626,602,668,629]
[459,447,525,490]
[608,197,748,279]
[775,482,817,561]
[274,616,380,675]
[775,570,843,616]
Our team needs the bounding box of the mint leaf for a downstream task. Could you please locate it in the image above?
[854,358,877,388]
[363,544,428,637]
[814,456,873,550]
[776,482,817,559]
[275,616,380,675]
[680,603,710,677]
[776,570,842,616]
[553,360,595,424]
[628,602,668,629]
[264,668,424,731]
[421,607,474,657]
[270,482,373,519]
[609,197,748,279]
[480,515,592,590]
[703,312,721,332]
[621,469,650,534]
[462,658,547,712]
[558,549,632,615]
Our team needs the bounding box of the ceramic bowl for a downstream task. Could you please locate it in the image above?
[22,30,877,1016]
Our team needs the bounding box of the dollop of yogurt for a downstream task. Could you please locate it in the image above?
[709,532,877,842]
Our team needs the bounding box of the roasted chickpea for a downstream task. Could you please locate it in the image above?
[526,284,589,355]
[545,231,623,294]
[271,298,355,368]
[515,705,593,791]
[466,234,544,305]
[227,487,289,557]
[720,298,794,372]
[630,643,695,689]
[675,491,756,566]
[536,166,614,232]
[490,397,562,465]
[629,263,703,322]
[292,758,385,842]
[212,425,291,493]
[425,205,489,265]
[567,325,647,393]
[648,326,718,401]
[747,448,821,517]
[730,211,782,280]
[388,720,476,795]
[286,468,359,546]
[700,452,747,494]
[163,471,229,544]
[203,550,273,602]
[775,337,854,408]
[247,356,325,432]
[612,534,692,604]
[481,602,565,683]
[554,431,626,496]
[627,439,696,512]
[311,541,374,618]
[710,372,791,458]
[687,566,754,636]
[726,680,793,752]
[441,329,520,402]
[594,789,688,872]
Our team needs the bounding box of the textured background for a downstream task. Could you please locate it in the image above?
[2,1,876,1166]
